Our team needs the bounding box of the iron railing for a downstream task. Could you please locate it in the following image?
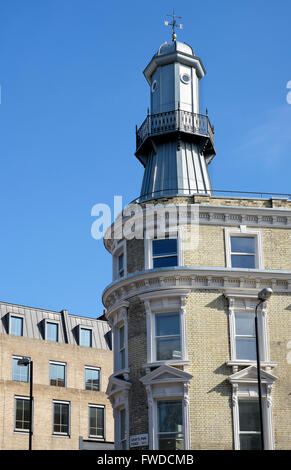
[136,108,215,151]
[129,188,291,205]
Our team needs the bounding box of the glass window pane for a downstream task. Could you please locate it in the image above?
[156,337,181,360]
[231,237,255,254]
[85,368,100,391]
[153,239,177,256]
[11,317,23,336]
[235,313,255,336]
[53,403,69,434]
[80,328,92,347]
[231,254,255,268]
[89,407,104,437]
[240,434,261,450]
[158,401,183,433]
[119,326,125,348]
[153,256,178,268]
[120,348,125,369]
[239,400,261,432]
[12,358,29,382]
[156,313,180,336]
[158,435,184,450]
[50,363,65,387]
[236,337,257,360]
[46,322,58,342]
[15,399,30,430]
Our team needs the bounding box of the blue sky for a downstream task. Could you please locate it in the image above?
[0,0,290,318]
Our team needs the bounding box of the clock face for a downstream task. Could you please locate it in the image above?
[180,73,191,84]
[151,80,158,93]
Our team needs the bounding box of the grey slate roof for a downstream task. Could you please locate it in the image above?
[0,301,111,350]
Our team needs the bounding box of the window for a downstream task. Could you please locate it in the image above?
[119,325,126,370]
[53,401,70,436]
[10,316,23,336]
[15,397,30,432]
[46,322,59,342]
[230,236,256,268]
[234,312,257,361]
[152,239,178,268]
[118,253,124,278]
[155,312,181,361]
[12,356,29,382]
[112,242,127,281]
[50,362,66,387]
[80,328,92,347]
[88,405,105,439]
[157,400,184,450]
[238,400,262,450]
[225,228,263,270]
[85,367,100,391]
[120,408,127,449]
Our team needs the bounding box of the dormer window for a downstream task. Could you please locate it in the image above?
[46,322,59,342]
[80,328,92,348]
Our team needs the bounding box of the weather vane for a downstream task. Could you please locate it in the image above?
[164,9,183,42]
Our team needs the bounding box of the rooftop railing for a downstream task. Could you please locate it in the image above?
[136,108,215,152]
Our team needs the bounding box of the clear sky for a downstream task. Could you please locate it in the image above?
[0,0,290,318]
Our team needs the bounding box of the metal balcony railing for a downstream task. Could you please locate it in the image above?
[136,108,215,152]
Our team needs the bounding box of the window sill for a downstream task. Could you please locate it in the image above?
[227,360,278,369]
[143,360,190,369]
[52,434,70,438]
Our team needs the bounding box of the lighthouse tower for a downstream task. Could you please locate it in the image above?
[136,36,215,200]
[104,24,290,451]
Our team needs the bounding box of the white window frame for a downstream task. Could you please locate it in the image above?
[85,366,101,391]
[88,404,105,440]
[155,398,185,450]
[78,325,93,347]
[52,400,70,437]
[225,294,270,367]
[14,396,31,433]
[237,398,262,449]
[154,311,182,362]
[140,290,189,367]
[145,229,183,270]
[12,355,30,382]
[9,314,24,337]
[224,227,263,270]
[109,302,129,376]
[140,365,192,450]
[45,320,59,342]
[49,361,66,387]
[112,240,127,281]
[229,367,276,450]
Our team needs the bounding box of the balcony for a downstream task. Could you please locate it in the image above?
[135,108,215,157]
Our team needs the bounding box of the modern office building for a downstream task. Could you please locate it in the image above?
[103,34,291,450]
[0,301,114,450]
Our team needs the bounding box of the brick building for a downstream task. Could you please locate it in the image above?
[103,35,291,450]
[0,301,114,450]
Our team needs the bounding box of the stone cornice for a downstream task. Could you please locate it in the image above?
[104,202,291,253]
[103,266,291,310]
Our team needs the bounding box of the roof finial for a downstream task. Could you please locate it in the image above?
[164,9,183,42]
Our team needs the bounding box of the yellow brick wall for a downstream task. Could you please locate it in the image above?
[267,293,291,450]
[183,224,291,271]
[0,334,114,450]
[186,290,233,449]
